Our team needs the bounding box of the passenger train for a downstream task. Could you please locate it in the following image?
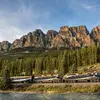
[63,73,100,83]
[11,73,100,83]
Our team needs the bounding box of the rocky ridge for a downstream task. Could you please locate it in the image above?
[0,25,99,52]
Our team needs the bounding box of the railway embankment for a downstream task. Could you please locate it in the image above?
[1,82,100,93]
[32,82,100,86]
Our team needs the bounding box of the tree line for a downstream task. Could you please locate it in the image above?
[0,45,99,76]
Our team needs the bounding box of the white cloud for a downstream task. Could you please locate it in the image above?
[0,1,51,43]
[82,4,96,10]
[67,0,98,12]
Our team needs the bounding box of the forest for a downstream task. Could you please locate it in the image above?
[0,45,99,77]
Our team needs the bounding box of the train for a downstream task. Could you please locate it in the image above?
[63,73,100,83]
[11,73,100,83]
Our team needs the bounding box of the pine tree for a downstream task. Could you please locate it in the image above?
[0,67,12,90]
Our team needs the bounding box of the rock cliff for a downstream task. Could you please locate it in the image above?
[90,26,100,45]
[0,25,100,52]
[0,41,11,52]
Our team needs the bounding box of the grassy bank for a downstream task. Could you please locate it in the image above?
[1,84,100,93]
[78,63,100,74]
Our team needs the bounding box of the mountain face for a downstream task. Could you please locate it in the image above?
[0,41,11,52]
[90,26,100,45]
[0,25,100,52]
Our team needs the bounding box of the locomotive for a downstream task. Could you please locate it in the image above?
[63,73,100,83]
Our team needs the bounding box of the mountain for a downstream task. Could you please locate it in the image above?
[0,41,11,52]
[0,25,100,52]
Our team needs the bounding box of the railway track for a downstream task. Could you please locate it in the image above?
[12,82,100,88]
[33,82,100,86]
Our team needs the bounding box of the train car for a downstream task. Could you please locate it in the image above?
[11,76,31,83]
[10,73,100,84]
[63,73,100,83]
[90,73,100,82]
[34,76,61,83]
[94,73,100,78]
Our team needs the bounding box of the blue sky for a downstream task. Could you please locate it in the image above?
[0,0,100,42]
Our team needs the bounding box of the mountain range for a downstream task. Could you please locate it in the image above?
[0,25,100,52]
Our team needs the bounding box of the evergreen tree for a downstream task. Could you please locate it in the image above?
[0,67,12,90]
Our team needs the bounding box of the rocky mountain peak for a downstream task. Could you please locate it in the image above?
[90,25,100,44]
[27,32,32,36]
[60,26,69,32]
[46,30,58,38]
[0,41,11,52]
[91,26,100,32]
[33,29,45,37]
[0,25,100,52]
[70,25,89,34]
